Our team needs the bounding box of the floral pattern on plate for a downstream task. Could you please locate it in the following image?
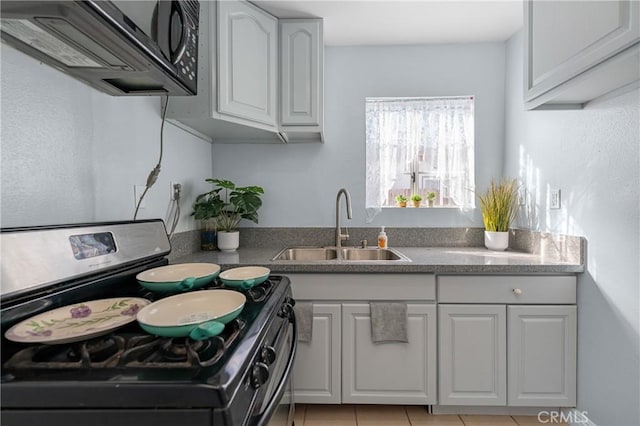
[5,297,150,344]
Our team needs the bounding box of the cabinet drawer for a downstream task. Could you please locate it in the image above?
[289,273,435,301]
[437,276,576,304]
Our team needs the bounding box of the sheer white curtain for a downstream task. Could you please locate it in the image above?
[365,97,474,222]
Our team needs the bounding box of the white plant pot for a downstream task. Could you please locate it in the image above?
[217,231,239,252]
[484,231,509,251]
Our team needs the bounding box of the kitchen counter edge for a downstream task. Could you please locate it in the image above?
[171,247,584,274]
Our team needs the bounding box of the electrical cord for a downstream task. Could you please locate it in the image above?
[167,184,181,240]
[133,96,169,220]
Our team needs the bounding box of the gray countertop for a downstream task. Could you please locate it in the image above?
[172,246,584,274]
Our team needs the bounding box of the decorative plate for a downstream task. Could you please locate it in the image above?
[5,297,151,345]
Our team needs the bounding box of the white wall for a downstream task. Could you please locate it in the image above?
[211,43,506,227]
[504,32,640,426]
[0,45,213,232]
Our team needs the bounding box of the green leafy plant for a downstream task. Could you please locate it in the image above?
[192,179,264,232]
[477,178,519,232]
[410,194,422,202]
[426,192,436,201]
[395,194,408,203]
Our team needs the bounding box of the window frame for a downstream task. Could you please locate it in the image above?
[365,95,476,211]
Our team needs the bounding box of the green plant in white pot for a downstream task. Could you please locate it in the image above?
[193,179,264,252]
[477,178,519,251]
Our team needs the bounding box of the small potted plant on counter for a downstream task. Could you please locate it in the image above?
[192,179,264,252]
[410,194,422,208]
[426,191,436,207]
[395,194,408,208]
[477,178,519,251]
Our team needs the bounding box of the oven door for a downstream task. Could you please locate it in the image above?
[249,308,297,426]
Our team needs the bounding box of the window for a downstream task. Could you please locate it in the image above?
[365,96,475,218]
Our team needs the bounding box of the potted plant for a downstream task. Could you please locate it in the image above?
[410,194,422,208]
[426,191,436,207]
[192,179,264,252]
[395,194,408,208]
[477,178,519,251]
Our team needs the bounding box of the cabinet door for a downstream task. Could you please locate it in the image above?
[218,0,277,126]
[525,0,640,103]
[439,304,507,406]
[342,303,437,404]
[280,20,322,126]
[508,305,577,407]
[293,303,341,404]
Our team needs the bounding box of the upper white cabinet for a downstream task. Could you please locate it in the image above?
[166,1,324,143]
[279,19,324,142]
[218,0,277,126]
[524,0,640,109]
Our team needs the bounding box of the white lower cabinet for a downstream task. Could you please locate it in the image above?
[292,303,341,403]
[438,305,507,406]
[437,276,577,408]
[508,305,577,406]
[342,303,437,404]
[288,273,577,408]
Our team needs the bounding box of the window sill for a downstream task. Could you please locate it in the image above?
[381,205,462,209]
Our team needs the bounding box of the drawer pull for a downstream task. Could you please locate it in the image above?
[513,288,523,295]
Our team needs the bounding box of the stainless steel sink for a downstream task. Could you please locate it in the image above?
[339,247,410,261]
[272,247,338,261]
[272,246,410,262]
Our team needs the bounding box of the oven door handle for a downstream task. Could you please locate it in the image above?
[252,307,297,426]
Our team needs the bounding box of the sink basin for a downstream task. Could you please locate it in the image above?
[272,247,338,261]
[272,246,410,262]
[339,247,410,261]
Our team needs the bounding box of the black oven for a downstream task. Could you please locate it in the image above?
[0,220,296,426]
[0,1,199,96]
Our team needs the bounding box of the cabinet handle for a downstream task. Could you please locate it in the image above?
[513,288,523,295]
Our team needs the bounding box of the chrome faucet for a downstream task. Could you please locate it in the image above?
[335,188,353,248]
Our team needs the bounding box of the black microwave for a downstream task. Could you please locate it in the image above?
[0,1,199,96]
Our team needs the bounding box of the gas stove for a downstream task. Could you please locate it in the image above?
[0,220,296,426]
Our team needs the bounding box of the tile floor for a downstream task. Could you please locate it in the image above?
[293,405,567,426]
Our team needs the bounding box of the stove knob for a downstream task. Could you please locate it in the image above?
[278,299,295,318]
[261,345,277,365]
[251,362,269,389]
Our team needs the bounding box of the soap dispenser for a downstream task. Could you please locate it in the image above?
[378,226,388,249]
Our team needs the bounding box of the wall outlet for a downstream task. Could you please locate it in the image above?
[170,181,182,201]
[549,188,561,209]
[134,185,147,209]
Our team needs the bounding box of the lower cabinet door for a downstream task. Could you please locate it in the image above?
[342,303,437,404]
[438,304,507,405]
[292,303,341,403]
[508,305,577,406]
